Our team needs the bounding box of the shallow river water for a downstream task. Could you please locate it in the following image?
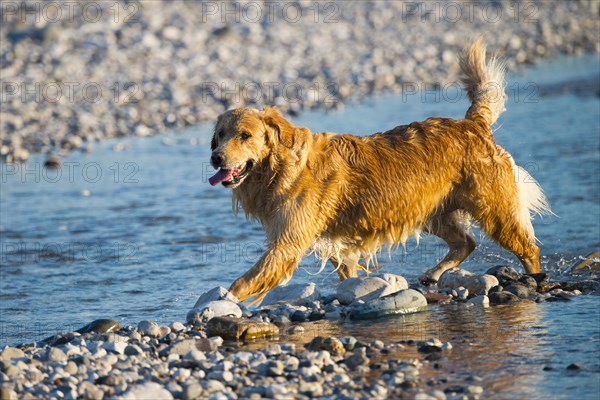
[1,55,599,399]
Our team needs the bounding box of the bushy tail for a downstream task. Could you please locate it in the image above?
[459,38,507,126]
[513,164,554,240]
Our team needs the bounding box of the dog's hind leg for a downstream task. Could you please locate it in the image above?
[419,211,476,285]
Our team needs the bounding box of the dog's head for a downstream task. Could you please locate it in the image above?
[208,106,310,188]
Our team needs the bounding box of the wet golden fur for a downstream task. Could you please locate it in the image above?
[209,40,551,302]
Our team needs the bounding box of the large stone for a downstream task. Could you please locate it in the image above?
[187,287,244,323]
[349,289,428,320]
[76,319,123,334]
[206,317,279,340]
[191,286,240,308]
[438,269,499,296]
[187,300,242,323]
[337,274,408,305]
[489,291,520,305]
[485,265,521,285]
[262,282,320,306]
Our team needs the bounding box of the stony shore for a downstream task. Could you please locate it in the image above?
[1,265,598,399]
[1,1,599,162]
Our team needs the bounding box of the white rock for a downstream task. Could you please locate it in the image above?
[375,273,409,291]
[467,295,490,308]
[138,320,161,337]
[122,381,174,400]
[337,275,408,305]
[187,287,244,323]
[468,274,500,296]
[349,289,428,319]
[438,269,499,296]
[186,300,242,323]
[262,282,320,306]
[191,286,240,309]
[438,269,473,289]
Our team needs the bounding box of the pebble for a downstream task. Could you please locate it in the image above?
[45,347,67,363]
[137,320,161,337]
[0,347,25,361]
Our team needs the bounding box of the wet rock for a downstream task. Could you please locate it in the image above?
[138,320,161,337]
[560,280,600,294]
[0,347,24,361]
[418,338,443,354]
[206,316,278,340]
[467,295,490,307]
[438,269,499,296]
[538,281,562,293]
[489,291,520,305]
[187,287,244,323]
[504,283,533,299]
[262,282,320,306]
[43,155,61,169]
[337,274,408,305]
[566,363,584,370]
[485,265,521,285]
[518,275,538,290]
[349,289,428,319]
[424,292,453,304]
[187,300,242,323]
[305,336,345,356]
[77,319,123,334]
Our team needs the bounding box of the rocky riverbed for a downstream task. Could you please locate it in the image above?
[1,265,598,399]
[1,0,599,162]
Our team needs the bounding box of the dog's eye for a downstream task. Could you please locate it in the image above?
[240,132,251,140]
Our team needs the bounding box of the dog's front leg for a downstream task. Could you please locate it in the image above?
[229,241,305,303]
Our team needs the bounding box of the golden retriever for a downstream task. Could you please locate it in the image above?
[208,39,551,303]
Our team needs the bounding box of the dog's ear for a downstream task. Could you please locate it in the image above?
[261,106,296,148]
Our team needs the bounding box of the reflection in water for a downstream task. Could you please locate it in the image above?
[239,299,597,400]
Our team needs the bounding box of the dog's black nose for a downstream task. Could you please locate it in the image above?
[211,152,223,166]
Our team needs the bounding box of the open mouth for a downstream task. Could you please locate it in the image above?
[208,160,254,187]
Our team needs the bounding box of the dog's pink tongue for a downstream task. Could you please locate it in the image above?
[209,169,234,186]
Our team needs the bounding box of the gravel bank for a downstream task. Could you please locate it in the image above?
[1,1,598,162]
[1,267,597,399]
